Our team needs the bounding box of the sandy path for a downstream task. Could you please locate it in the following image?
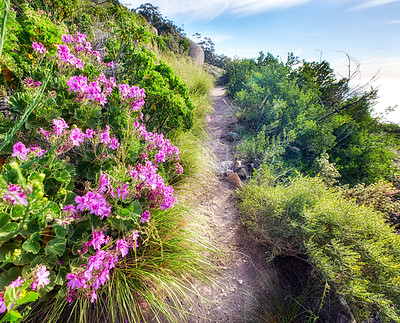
[184,87,272,322]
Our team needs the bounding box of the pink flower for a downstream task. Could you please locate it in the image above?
[66,273,84,289]
[66,75,88,93]
[175,163,184,175]
[140,210,151,223]
[3,184,27,206]
[8,276,23,289]
[32,42,47,54]
[40,128,51,140]
[98,172,110,193]
[108,138,119,150]
[53,118,69,135]
[12,142,29,160]
[85,42,92,52]
[115,183,129,200]
[0,295,6,314]
[116,239,129,257]
[108,61,114,68]
[75,32,86,44]
[69,127,84,146]
[74,58,85,70]
[31,265,50,290]
[99,125,111,144]
[90,290,97,303]
[62,34,74,43]
[131,231,139,250]
[85,128,95,139]
[90,230,107,250]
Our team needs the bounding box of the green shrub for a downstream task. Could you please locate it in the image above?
[238,170,400,321]
[227,52,395,185]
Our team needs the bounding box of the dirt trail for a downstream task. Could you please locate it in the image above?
[185,87,273,322]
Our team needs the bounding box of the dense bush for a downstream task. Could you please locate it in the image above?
[228,52,395,185]
[238,167,400,321]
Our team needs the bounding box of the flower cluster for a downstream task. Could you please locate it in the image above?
[118,83,146,111]
[0,265,50,314]
[133,118,183,174]
[31,42,47,54]
[66,230,139,303]
[23,77,42,88]
[57,32,102,70]
[2,183,28,206]
[75,191,112,220]
[39,118,119,154]
[130,161,177,210]
[66,74,116,106]
[11,142,46,160]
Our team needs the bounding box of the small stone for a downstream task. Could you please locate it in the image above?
[226,173,243,188]
[238,279,243,284]
[235,167,249,180]
[189,307,192,312]
[217,306,221,311]
[225,132,239,141]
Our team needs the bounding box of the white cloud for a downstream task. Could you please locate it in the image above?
[350,0,399,10]
[125,0,310,21]
[384,19,400,24]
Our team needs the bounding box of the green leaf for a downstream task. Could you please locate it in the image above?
[10,206,24,220]
[30,232,40,241]
[45,238,66,256]
[129,200,142,215]
[22,240,40,254]
[16,291,39,305]
[55,170,71,183]
[0,267,21,291]
[28,172,45,183]
[0,310,22,322]
[0,212,9,228]
[54,225,68,238]
[55,267,67,285]
[0,223,19,240]
[12,249,36,266]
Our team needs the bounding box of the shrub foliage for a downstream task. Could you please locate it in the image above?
[238,168,400,321]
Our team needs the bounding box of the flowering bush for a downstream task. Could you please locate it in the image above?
[0,27,185,321]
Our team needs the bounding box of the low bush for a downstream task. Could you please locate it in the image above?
[238,168,400,321]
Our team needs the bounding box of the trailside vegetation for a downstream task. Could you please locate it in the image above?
[0,0,214,322]
[228,52,395,185]
[238,171,400,321]
[229,51,400,321]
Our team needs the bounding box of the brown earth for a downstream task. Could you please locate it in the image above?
[179,87,273,322]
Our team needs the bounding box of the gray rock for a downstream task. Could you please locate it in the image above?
[220,161,234,175]
[225,132,239,142]
[188,39,204,66]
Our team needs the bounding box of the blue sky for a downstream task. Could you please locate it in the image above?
[123,0,400,122]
